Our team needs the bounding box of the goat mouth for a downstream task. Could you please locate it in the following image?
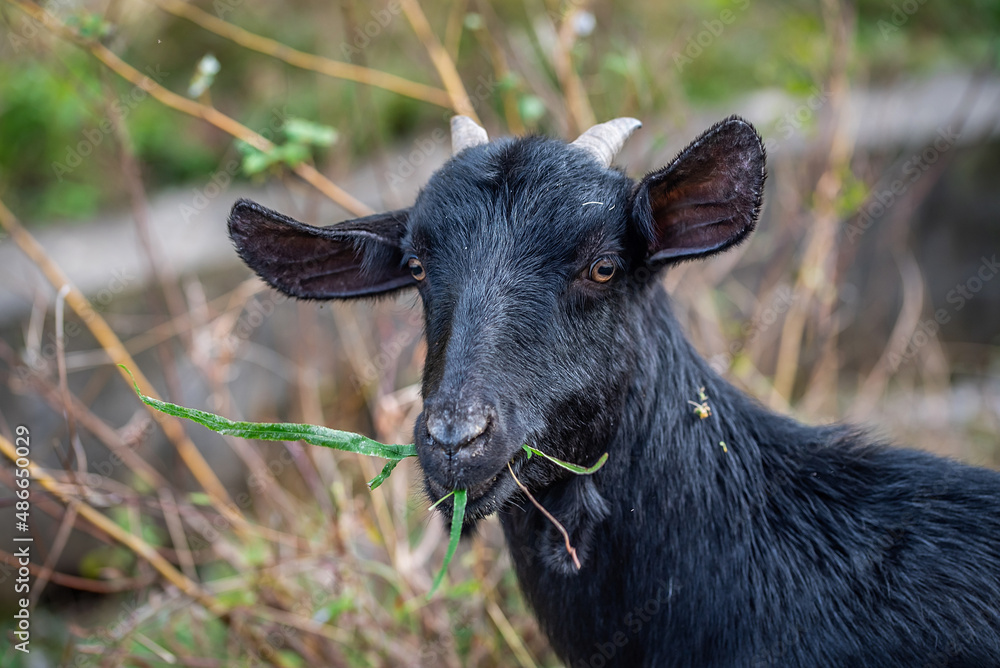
[424,448,529,521]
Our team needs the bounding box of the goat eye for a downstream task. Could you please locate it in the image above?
[589,258,616,283]
[407,257,425,281]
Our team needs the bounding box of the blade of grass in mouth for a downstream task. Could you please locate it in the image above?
[122,364,468,596]
[122,366,601,598]
[428,488,467,597]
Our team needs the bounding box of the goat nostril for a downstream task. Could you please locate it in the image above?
[425,409,490,452]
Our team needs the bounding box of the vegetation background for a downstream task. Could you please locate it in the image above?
[0,0,998,665]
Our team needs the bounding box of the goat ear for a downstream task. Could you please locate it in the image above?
[227,198,415,299]
[632,116,765,264]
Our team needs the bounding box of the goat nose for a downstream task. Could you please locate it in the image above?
[425,404,491,453]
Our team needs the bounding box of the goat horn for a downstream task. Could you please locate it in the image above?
[451,115,489,154]
[570,117,643,167]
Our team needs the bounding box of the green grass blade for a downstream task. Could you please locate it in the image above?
[427,490,455,511]
[123,364,474,598]
[428,488,466,597]
[522,445,608,475]
[368,459,402,490]
[121,365,416,460]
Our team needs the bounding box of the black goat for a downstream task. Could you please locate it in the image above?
[228,116,1000,667]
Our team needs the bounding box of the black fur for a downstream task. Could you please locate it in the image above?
[228,116,1000,667]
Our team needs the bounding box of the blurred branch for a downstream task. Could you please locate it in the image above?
[0,433,230,618]
[153,0,454,111]
[551,7,596,134]
[54,286,87,478]
[812,32,994,416]
[399,0,480,121]
[506,9,570,135]
[848,252,924,418]
[30,286,82,608]
[122,280,267,358]
[105,75,192,419]
[486,598,540,668]
[844,65,992,416]
[771,0,855,407]
[0,548,158,593]
[6,0,374,217]
[159,487,198,582]
[443,0,468,61]
[106,78,188,333]
[470,5,525,134]
[28,500,78,607]
[0,197,243,524]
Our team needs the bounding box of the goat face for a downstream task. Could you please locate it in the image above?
[227,116,765,522]
[404,135,644,518]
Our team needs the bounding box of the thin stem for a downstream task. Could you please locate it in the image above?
[0,548,158,593]
[470,10,525,134]
[507,463,580,571]
[443,0,468,61]
[54,285,87,477]
[159,487,198,582]
[428,490,455,510]
[152,0,453,110]
[771,0,855,404]
[485,598,540,668]
[551,7,596,134]
[28,500,78,608]
[399,0,480,121]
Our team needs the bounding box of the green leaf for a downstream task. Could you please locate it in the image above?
[275,650,306,668]
[276,142,311,168]
[314,594,355,624]
[427,490,454,511]
[69,13,113,41]
[188,492,213,506]
[497,71,520,92]
[601,53,631,76]
[217,588,256,607]
[242,536,271,567]
[368,459,401,490]
[187,53,220,98]
[237,142,275,176]
[80,545,135,579]
[283,118,338,147]
[120,365,416,460]
[463,12,484,31]
[521,445,608,475]
[429,489,466,597]
[235,139,258,156]
[518,94,546,123]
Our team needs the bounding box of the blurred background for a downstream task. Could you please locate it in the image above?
[0,0,998,665]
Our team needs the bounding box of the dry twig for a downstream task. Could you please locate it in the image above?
[153,0,453,110]
[507,463,580,571]
[399,0,480,121]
